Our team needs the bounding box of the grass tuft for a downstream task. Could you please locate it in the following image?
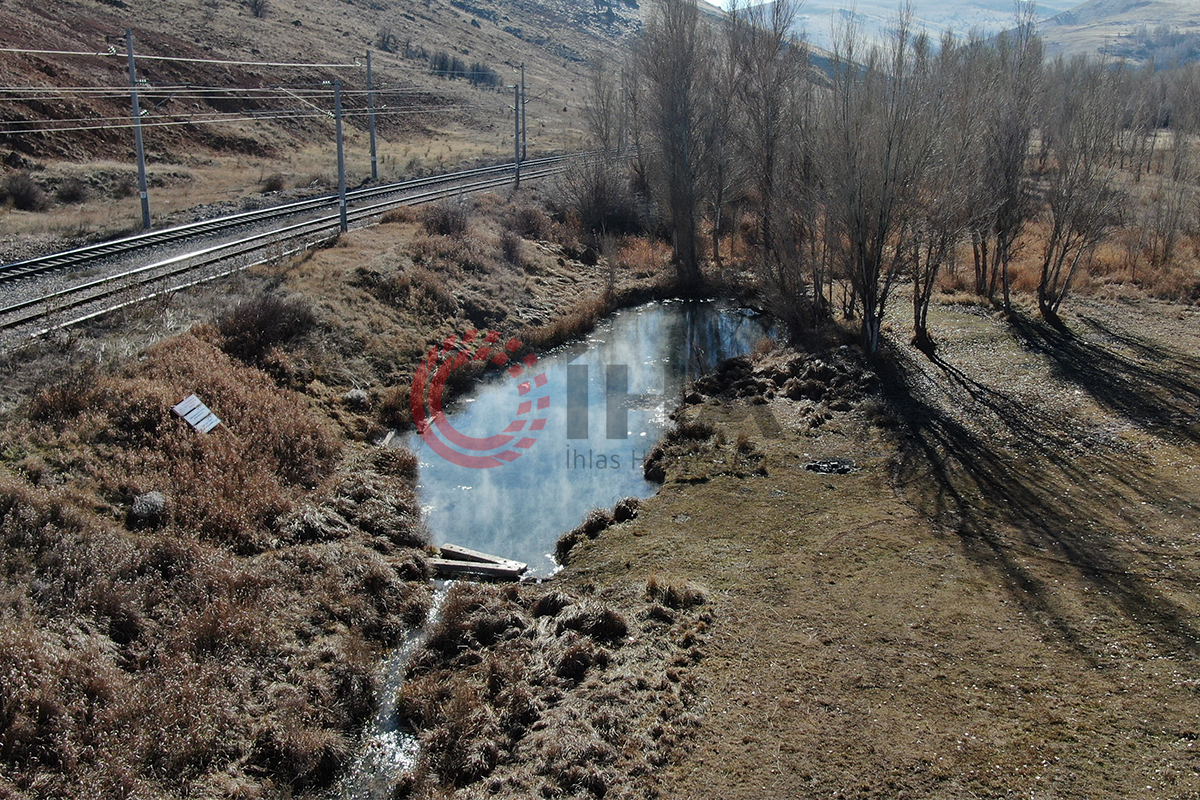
[421,200,469,237]
[217,292,315,364]
[645,576,706,610]
[2,171,47,211]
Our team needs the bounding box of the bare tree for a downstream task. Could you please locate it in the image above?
[705,32,740,269]
[636,0,715,292]
[910,32,982,351]
[966,4,1042,309]
[581,56,622,152]
[820,10,933,353]
[1036,56,1124,322]
[727,0,805,278]
[1143,64,1200,268]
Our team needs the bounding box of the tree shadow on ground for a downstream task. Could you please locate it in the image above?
[875,334,1200,663]
[1010,311,1200,445]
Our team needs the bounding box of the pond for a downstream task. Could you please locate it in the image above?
[403,300,774,576]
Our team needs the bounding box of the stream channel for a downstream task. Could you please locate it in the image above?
[340,300,772,797]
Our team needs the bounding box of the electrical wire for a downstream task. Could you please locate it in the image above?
[0,98,473,128]
[0,46,362,69]
[0,105,479,135]
[0,46,118,58]
[0,85,440,102]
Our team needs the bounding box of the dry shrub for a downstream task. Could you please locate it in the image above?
[618,237,670,278]
[529,590,572,618]
[556,638,608,682]
[421,680,501,786]
[217,292,315,364]
[426,583,528,658]
[377,384,413,429]
[556,603,628,644]
[674,417,717,441]
[2,171,47,211]
[612,496,640,523]
[551,159,643,244]
[381,205,419,224]
[374,446,418,483]
[27,362,102,424]
[643,415,720,482]
[390,265,458,316]
[54,177,88,204]
[101,378,178,446]
[259,172,286,193]
[503,201,549,239]
[500,230,524,265]
[422,199,469,237]
[252,726,348,790]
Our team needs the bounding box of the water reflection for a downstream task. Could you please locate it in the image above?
[403,300,772,575]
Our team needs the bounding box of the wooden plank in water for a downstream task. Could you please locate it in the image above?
[440,543,525,570]
[429,557,527,580]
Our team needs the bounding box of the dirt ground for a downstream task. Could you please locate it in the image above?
[561,294,1200,799]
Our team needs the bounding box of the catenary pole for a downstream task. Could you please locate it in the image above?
[367,50,378,181]
[335,80,348,233]
[125,30,151,230]
[514,84,521,189]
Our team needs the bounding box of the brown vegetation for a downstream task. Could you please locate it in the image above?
[0,186,679,797]
[611,0,1199,348]
[392,579,708,797]
[557,294,1200,798]
[0,323,434,796]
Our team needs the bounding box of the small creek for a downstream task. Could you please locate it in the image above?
[338,582,451,800]
[342,301,772,796]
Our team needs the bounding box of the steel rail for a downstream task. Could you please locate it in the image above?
[0,154,573,283]
[0,160,575,342]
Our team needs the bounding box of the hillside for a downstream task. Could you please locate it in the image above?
[0,0,644,253]
[1040,0,1200,61]
[788,0,1076,50]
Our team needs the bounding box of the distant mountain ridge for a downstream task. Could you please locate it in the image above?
[1039,0,1200,60]
[783,0,1076,50]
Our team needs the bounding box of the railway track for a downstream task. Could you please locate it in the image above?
[0,154,577,346]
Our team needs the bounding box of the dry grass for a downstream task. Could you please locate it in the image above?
[394,581,707,796]
[555,498,641,565]
[0,320,433,797]
[217,291,316,364]
[931,211,1200,309]
[0,188,679,798]
[551,292,1200,799]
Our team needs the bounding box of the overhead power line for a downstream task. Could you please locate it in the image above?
[0,105,477,136]
[0,46,362,69]
[0,101,459,128]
